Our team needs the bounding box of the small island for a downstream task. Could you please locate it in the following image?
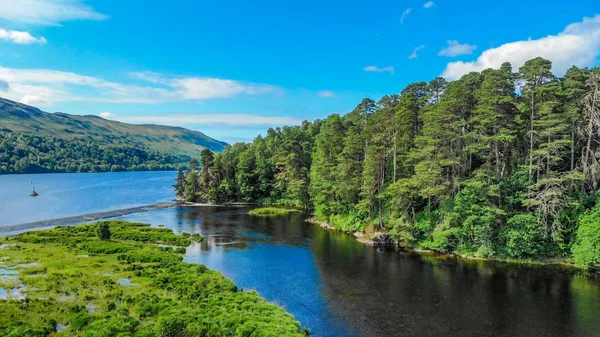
[248,207,301,216]
[0,221,306,336]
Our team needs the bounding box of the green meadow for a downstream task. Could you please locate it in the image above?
[0,221,305,337]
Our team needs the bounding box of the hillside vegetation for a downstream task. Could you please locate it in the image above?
[0,97,226,173]
[0,221,305,336]
[177,58,600,269]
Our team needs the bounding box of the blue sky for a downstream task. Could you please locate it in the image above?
[0,0,598,143]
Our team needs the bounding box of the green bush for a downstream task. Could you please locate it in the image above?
[388,218,414,247]
[572,205,600,269]
[413,207,441,242]
[422,227,461,253]
[96,222,111,241]
[70,312,91,331]
[248,207,299,216]
[80,240,135,254]
[329,212,364,232]
[499,214,546,259]
[155,315,186,337]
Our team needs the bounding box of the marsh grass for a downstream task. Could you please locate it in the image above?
[0,220,305,336]
[248,207,301,216]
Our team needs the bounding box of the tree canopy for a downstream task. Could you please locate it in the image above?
[0,132,190,174]
[177,59,600,268]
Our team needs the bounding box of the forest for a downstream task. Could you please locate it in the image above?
[175,57,600,269]
[0,132,190,174]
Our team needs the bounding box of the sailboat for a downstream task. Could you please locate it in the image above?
[30,181,39,197]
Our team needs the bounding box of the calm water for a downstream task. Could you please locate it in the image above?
[121,206,600,337]
[0,171,176,226]
[2,172,599,336]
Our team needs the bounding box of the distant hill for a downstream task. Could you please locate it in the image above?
[0,97,227,158]
[0,97,228,174]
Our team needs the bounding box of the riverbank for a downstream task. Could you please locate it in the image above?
[0,220,306,336]
[0,203,175,235]
[307,217,600,272]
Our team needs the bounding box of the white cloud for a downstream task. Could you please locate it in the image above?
[20,94,52,106]
[442,14,600,80]
[172,78,276,100]
[0,0,108,26]
[0,29,46,44]
[99,112,115,118]
[317,90,335,98]
[0,79,8,91]
[423,1,435,8]
[409,45,425,59]
[400,8,412,24]
[363,65,395,74]
[438,40,477,57]
[102,113,304,127]
[0,67,279,107]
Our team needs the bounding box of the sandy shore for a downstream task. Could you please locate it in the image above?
[0,203,175,235]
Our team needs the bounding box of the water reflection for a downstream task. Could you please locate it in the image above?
[119,206,600,337]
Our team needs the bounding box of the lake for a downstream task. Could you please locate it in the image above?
[0,171,176,227]
[2,171,600,336]
[121,206,600,337]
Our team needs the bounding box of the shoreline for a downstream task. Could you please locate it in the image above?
[0,203,175,235]
[306,217,599,272]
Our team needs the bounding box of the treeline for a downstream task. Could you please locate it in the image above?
[177,58,600,269]
[0,132,190,174]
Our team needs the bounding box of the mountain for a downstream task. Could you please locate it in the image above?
[0,97,227,158]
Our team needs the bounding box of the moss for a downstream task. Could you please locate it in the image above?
[248,207,300,216]
[0,221,305,336]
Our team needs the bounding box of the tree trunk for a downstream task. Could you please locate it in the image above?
[584,104,595,181]
[393,131,397,182]
[571,121,576,171]
[529,93,535,181]
[378,155,385,229]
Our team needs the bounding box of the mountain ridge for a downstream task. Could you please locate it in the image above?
[0,97,227,158]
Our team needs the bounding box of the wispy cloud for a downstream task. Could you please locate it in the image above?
[101,113,304,127]
[130,72,278,100]
[0,0,108,26]
[442,14,600,80]
[0,29,46,44]
[0,67,280,107]
[363,65,395,74]
[438,40,477,57]
[99,112,115,118]
[400,8,412,24]
[317,90,336,98]
[423,1,436,8]
[409,45,425,59]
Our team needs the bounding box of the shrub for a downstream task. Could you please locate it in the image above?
[499,213,546,259]
[329,212,364,232]
[572,205,600,269]
[248,207,299,216]
[422,227,461,253]
[96,222,111,241]
[388,218,414,248]
[70,312,91,331]
[155,315,185,337]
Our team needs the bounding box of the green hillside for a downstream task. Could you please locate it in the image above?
[0,97,227,157]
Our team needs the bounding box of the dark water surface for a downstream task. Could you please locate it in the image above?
[121,206,600,337]
[0,171,176,226]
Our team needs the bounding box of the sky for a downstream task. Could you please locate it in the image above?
[0,0,598,143]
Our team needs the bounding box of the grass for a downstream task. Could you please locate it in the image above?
[248,207,300,217]
[0,220,306,336]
